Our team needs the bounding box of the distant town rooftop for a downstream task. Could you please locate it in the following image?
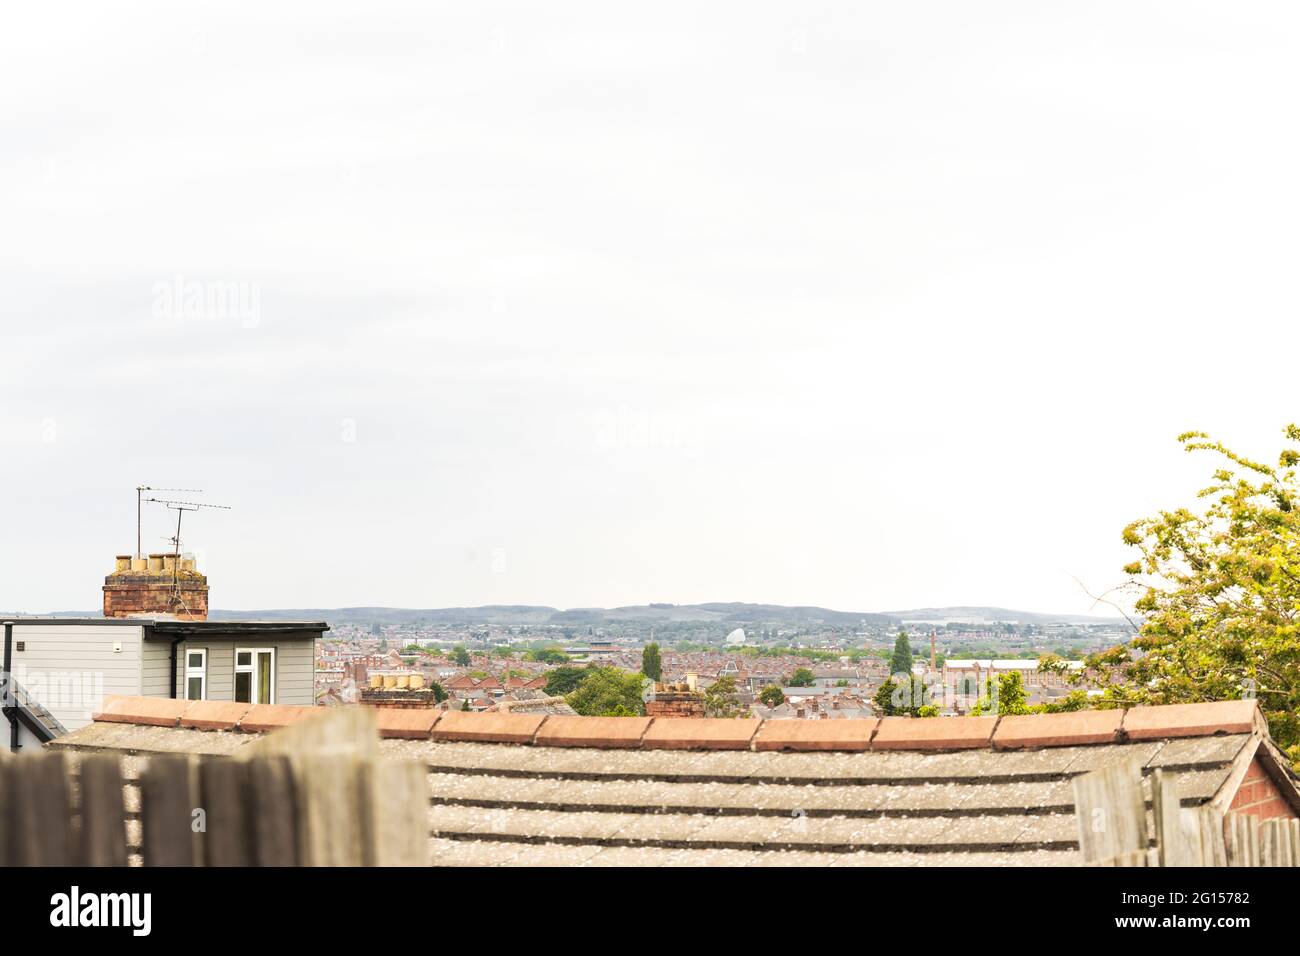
[944,658,1085,670]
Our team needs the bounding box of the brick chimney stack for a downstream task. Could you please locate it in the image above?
[102,553,209,620]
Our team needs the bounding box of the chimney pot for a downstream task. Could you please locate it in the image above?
[104,550,208,620]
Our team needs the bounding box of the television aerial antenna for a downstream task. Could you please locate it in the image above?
[141,496,231,588]
[134,486,203,559]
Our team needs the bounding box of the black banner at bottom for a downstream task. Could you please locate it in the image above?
[0,864,1276,943]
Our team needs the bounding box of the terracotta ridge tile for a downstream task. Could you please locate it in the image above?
[373,707,442,740]
[180,699,254,732]
[84,698,1283,752]
[237,703,320,734]
[992,709,1123,749]
[92,695,186,728]
[431,709,548,744]
[640,716,761,751]
[751,717,879,752]
[1120,699,1260,742]
[534,715,651,748]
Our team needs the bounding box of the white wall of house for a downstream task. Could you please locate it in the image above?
[4,623,319,733]
[7,622,146,730]
[166,635,317,706]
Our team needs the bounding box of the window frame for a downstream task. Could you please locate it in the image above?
[184,646,207,701]
[234,646,276,705]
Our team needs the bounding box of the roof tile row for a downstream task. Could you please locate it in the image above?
[90,697,1266,751]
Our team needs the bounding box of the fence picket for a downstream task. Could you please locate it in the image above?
[1260,819,1294,867]
[248,755,299,866]
[1184,805,1227,867]
[200,759,252,867]
[78,754,128,867]
[1152,770,1191,866]
[1071,760,1148,863]
[297,756,366,866]
[1223,812,1259,867]
[363,760,430,866]
[11,753,73,866]
[139,754,196,866]
[0,755,13,866]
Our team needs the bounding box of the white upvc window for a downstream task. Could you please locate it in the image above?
[234,647,276,704]
[185,648,207,701]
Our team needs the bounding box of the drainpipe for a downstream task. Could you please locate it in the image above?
[168,635,184,699]
[3,621,18,752]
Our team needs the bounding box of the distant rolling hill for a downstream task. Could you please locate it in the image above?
[207,605,559,625]
[204,603,899,627]
[7,603,1125,628]
[885,606,1128,625]
[196,603,1124,628]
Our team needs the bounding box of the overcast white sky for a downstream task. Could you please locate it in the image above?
[2,2,1298,614]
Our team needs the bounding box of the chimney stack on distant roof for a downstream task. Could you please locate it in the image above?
[103,553,208,621]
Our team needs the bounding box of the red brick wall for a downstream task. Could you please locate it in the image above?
[360,691,441,709]
[1228,757,1300,821]
[102,580,209,620]
[646,694,705,718]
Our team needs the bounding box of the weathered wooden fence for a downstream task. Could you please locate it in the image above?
[0,709,427,866]
[1073,760,1300,866]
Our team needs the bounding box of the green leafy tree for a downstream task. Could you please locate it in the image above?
[890,632,913,675]
[758,684,785,708]
[565,667,646,717]
[450,645,471,667]
[428,680,448,703]
[788,667,816,687]
[873,678,900,716]
[873,674,932,716]
[544,665,589,696]
[641,642,663,682]
[1037,690,1090,713]
[702,676,746,717]
[524,646,570,664]
[971,671,1031,716]
[1044,426,1300,766]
